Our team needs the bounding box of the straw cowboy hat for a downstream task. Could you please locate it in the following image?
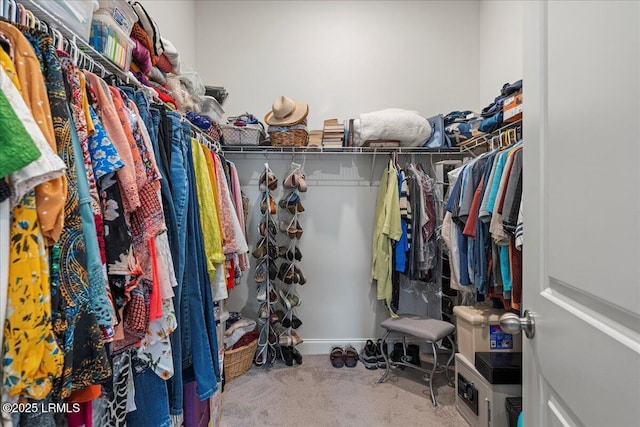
[265,96,309,126]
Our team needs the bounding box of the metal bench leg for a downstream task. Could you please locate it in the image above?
[429,341,438,406]
[445,334,456,386]
[377,331,391,383]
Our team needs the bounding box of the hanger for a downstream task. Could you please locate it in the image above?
[37,16,48,34]
[6,0,17,23]
[86,53,95,72]
[16,2,24,25]
[95,62,107,78]
[24,9,36,29]
[51,28,64,51]
[389,150,399,168]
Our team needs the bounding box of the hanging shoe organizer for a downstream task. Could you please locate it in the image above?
[253,163,279,366]
[253,162,308,367]
[275,162,307,365]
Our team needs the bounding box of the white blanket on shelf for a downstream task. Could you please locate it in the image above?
[353,108,432,147]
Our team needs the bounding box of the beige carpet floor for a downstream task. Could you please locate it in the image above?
[220,354,467,427]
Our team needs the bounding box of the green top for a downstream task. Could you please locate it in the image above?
[0,88,40,178]
[371,160,402,317]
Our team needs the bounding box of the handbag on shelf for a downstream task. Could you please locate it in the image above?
[424,114,453,149]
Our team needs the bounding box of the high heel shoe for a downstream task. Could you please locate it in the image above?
[283,167,307,193]
[279,192,305,214]
[279,289,301,311]
[292,170,307,192]
[254,258,267,282]
[278,262,295,284]
[259,169,278,191]
[259,218,277,237]
[260,194,276,215]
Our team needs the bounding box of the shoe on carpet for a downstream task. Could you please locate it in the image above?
[291,346,303,365]
[344,345,358,368]
[330,347,345,368]
[359,340,378,370]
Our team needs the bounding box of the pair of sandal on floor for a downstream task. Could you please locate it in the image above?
[330,345,359,368]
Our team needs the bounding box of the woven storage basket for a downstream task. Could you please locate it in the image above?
[220,123,265,146]
[269,128,309,147]
[224,339,258,382]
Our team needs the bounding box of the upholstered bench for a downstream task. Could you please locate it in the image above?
[378,315,456,406]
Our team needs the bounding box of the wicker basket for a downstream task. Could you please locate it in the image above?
[269,128,309,147]
[224,339,258,382]
[221,123,265,146]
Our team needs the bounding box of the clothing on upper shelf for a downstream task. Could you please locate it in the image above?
[442,142,524,310]
[0,18,249,427]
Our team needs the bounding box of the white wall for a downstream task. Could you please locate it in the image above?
[195,1,481,129]
[478,0,523,108]
[141,0,196,69]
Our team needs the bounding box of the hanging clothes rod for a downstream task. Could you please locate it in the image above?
[221,146,465,155]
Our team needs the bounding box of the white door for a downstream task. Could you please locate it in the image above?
[522,1,640,426]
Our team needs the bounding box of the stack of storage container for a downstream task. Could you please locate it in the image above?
[90,0,137,71]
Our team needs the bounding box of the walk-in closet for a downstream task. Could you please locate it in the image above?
[0,1,638,427]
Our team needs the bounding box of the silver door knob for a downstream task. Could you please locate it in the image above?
[499,310,535,338]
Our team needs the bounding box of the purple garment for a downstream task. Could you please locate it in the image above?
[132,37,153,74]
[133,71,152,87]
[183,382,210,427]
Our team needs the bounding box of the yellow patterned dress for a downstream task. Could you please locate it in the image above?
[4,192,63,399]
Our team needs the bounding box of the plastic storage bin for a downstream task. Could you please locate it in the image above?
[90,12,134,71]
[199,96,224,123]
[37,0,98,42]
[453,305,522,363]
[96,0,137,35]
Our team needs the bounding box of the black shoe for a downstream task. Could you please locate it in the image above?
[291,346,303,365]
[406,344,421,367]
[268,263,279,281]
[281,346,294,366]
[360,340,378,370]
[279,246,302,262]
[282,314,303,329]
[390,342,405,363]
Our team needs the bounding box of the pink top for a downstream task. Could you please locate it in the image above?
[84,71,140,212]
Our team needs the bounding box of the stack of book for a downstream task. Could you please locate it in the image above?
[322,119,344,148]
[308,130,323,148]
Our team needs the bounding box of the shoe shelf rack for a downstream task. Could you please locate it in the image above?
[252,162,305,368]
